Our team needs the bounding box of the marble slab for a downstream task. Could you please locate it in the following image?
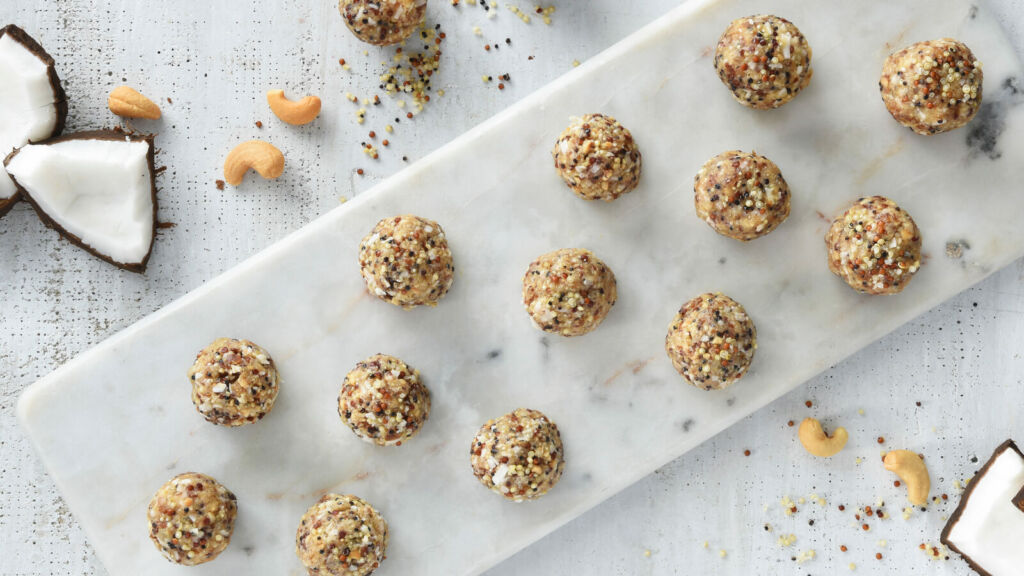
[17,0,1024,574]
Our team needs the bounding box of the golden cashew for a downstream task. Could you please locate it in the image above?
[108,86,161,119]
[266,89,322,125]
[798,417,848,457]
[883,450,930,506]
[223,140,285,186]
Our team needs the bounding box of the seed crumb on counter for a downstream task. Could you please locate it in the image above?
[921,542,950,560]
[781,495,797,516]
[795,549,815,563]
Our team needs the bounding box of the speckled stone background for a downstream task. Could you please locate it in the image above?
[1,1,1022,575]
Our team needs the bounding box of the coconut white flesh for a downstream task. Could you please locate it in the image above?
[0,33,60,200]
[5,138,153,266]
[946,446,1024,576]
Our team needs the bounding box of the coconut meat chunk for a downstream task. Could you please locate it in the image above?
[0,31,62,200]
[943,442,1024,576]
[5,137,154,266]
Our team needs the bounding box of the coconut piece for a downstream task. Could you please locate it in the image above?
[4,131,157,272]
[0,25,67,218]
[941,440,1024,576]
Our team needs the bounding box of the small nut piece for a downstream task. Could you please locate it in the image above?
[798,417,848,457]
[883,449,930,506]
[266,89,321,125]
[108,86,162,119]
[223,140,285,186]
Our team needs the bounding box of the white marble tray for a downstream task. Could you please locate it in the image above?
[17,0,1024,574]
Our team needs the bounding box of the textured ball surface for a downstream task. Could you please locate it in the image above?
[714,14,813,109]
[879,38,983,135]
[470,408,565,502]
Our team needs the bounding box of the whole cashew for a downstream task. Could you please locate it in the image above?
[266,89,322,125]
[883,450,930,506]
[108,86,162,119]
[223,140,285,186]
[798,417,848,457]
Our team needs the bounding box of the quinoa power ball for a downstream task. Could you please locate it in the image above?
[826,196,922,295]
[358,214,454,309]
[188,337,280,427]
[694,150,791,241]
[522,248,617,337]
[879,38,983,135]
[295,494,388,576]
[147,472,237,566]
[665,293,757,391]
[339,354,431,446]
[470,408,565,502]
[339,0,426,46]
[552,113,642,201]
[714,15,813,109]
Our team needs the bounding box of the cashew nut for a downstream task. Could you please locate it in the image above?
[883,450,930,506]
[798,417,848,457]
[223,140,285,186]
[108,86,161,119]
[266,89,321,125]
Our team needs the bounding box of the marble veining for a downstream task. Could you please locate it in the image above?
[965,76,1023,159]
[16,0,1024,575]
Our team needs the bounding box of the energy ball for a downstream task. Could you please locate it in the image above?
[879,38,983,135]
[714,15,813,109]
[147,472,237,566]
[826,196,922,295]
[522,248,617,337]
[339,0,426,46]
[665,293,757,390]
[188,337,280,427]
[296,494,388,576]
[694,150,791,241]
[470,408,565,502]
[339,353,431,446]
[359,214,455,309]
[552,113,642,201]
